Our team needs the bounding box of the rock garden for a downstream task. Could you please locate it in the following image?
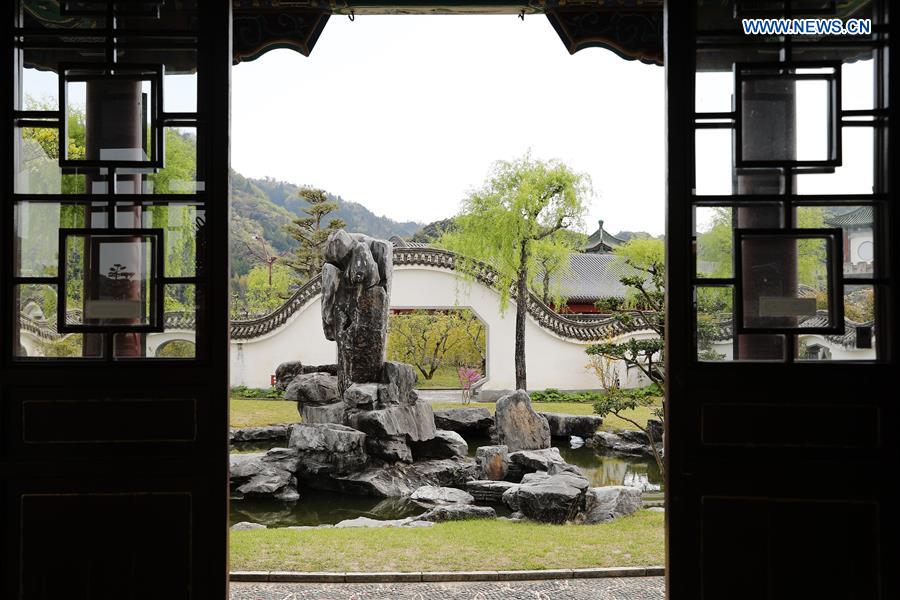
[229,231,660,535]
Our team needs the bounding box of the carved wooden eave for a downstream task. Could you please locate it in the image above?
[545,3,664,65]
[231,1,664,65]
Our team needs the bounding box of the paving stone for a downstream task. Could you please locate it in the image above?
[230,577,665,599]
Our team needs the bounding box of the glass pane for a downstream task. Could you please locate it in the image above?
[796,127,874,195]
[115,284,196,359]
[696,286,734,361]
[739,234,832,330]
[15,127,87,194]
[797,205,874,278]
[15,284,103,358]
[63,233,159,329]
[145,127,201,194]
[15,202,86,277]
[695,128,733,195]
[797,285,877,361]
[842,53,875,111]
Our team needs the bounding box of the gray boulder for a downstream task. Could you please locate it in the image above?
[334,516,430,529]
[306,457,476,498]
[411,430,468,459]
[592,431,657,459]
[494,390,550,451]
[508,447,566,472]
[416,505,496,522]
[230,424,290,443]
[366,435,413,463]
[539,412,603,438]
[284,371,340,405]
[288,423,367,475]
[274,361,304,390]
[349,402,437,442]
[646,419,664,443]
[410,485,474,506]
[475,445,509,481]
[231,521,266,531]
[580,486,643,524]
[299,401,346,424]
[344,383,379,409]
[433,407,493,434]
[466,479,520,504]
[504,470,590,524]
[229,451,299,502]
[379,361,418,405]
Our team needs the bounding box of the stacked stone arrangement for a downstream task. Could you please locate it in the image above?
[228,230,646,527]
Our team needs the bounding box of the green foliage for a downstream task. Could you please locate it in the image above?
[284,187,346,280]
[231,385,282,399]
[529,388,603,404]
[155,340,196,358]
[387,310,486,381]
[231,263,294,319]
[439,153,591,310]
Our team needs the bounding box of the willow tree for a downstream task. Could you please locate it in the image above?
[439,154,590,390]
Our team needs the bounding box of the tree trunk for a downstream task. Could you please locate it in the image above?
[515,240,529,390]
[542,269,550,305]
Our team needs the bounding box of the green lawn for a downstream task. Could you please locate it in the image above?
[431,400,660,432]
[231,398,299,428]
[415,365,464,389]
[230,511,664,572]
[232,396,661,432]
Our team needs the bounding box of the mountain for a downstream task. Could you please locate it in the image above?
[230,171,424,277]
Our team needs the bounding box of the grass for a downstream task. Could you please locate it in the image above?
[230,397,299,428]
[230,511,664,572]
[414,365,465,389]
[231,396,662,432]
[430,400,661,432]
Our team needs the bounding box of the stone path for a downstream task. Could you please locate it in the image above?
[417,389,465,403]
[230,577,665,599]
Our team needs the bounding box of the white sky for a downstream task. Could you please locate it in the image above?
[22,14,874,238]
[231,15,666,235]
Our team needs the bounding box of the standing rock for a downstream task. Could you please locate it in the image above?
[580,486,643,524]
[411,430,468,460]
[494,390,550,452]
[321,231,393,393]
[646,419,664,443]
[433,407,494,434]
[379,361,418,405]
[475,445,509,481]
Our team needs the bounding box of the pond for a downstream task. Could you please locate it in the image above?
[230,434,662,528]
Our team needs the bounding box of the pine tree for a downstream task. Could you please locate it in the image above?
[284,187,346,281]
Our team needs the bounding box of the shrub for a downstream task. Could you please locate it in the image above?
[231,385,282,399]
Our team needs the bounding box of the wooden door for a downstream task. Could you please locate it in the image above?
[1,1,231,597]
[665,1,896,598]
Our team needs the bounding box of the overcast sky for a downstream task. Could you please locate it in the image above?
[22,14,873,237]
[232,15,666,235]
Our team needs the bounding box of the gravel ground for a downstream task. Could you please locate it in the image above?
[230,576,665,599]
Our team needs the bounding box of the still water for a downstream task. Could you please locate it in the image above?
[230,436,662,528]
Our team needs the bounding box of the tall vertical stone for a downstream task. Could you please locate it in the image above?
[321,230,393,393]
